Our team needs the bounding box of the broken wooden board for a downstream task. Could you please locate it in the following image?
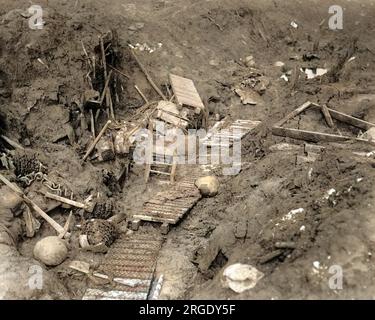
[272,101,375,145]
[202,119,261,147]
[83,233,163,300]
[132,175,202,233]
[272,126,375,144]
[169,74,205,113]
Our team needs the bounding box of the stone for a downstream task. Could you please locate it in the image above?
[33,236,68,266]
[128,22,144,31]
[0,186,22,210]
[363,127,375,141]
[222,263,264,293]
[195,176,219,197]
[244,55,255,67]
[274,61,285,67]
[235,88,258,105]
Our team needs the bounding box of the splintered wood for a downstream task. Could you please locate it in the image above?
[272,101,375,145]
[169,74,205,112]
[83,233,163,300]
[132,175,202,233]
[202,119,261,147]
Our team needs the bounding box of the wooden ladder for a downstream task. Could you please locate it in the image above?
[144,121,177,183]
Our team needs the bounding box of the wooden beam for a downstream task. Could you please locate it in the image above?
[132,214,176,224]
[131,50,166,100]
[328,108,375,130]
[0,135,25,150]
[134,85,149,103]
[83,120,111,161]
[321,104,334,128]
[272,126,375,145]
[308,103,375,130]
[0,174,68,237]
[45,192,87,209]
[274,101,312,127]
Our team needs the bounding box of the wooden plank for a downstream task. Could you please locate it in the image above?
[321,104,334,128]
[169,74,205,111]
[307,103,375,130]
[133,214,176,224]
[0,174,69,237]
[45,192,87,209]
[274,101,312,127]
[327,108,375,130]
[131,50,166,100]
[272,126,375,144]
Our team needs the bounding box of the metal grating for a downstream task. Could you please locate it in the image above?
[82,233,163,300]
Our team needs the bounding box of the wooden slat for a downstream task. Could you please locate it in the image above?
[272,126,375,144]
[169,74,205,110]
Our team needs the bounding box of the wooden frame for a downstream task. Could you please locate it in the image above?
[272,101,375,145]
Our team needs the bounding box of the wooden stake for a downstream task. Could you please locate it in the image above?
[274,101,312,127]
[321,104,334,128]
[0,135,25,150]
[90,109,95,138]
[59,211,73,239]
[99,70,113,105]
[100,35,111,111]
[23,205,40,238]
[83,120,112,161]
[108,65,130,79]
[45,192,87,209]
[135,85,149,103]
[131,50,166,100]
[108,88,115,120]
[0,174,68,237]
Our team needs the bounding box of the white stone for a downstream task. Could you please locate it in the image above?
[274,61,285,67]
[222,263,264,293]
[33,236,68,266]
[195,176,219,197]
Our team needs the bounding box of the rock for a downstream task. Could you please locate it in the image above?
[209,59,219,66]
[244,55,255,67]
[195,176,219,197]
[222,263,264,293]
[0,186,22,210]
[33,236,68,266]
[363,127,375,141]
[234,88,259,105]
[128,22,144,31]
[274,61,285,67]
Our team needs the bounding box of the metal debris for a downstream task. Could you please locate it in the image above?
[83,233,163,300]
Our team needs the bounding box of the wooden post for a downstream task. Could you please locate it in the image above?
[0,174,68,238]
[45,192,87,209]
[131,50,166,100]
[83,120,111,161]
[321,104,334,128]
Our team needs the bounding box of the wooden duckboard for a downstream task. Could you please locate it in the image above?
[202,119,261,147]
[133,175,202,227]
